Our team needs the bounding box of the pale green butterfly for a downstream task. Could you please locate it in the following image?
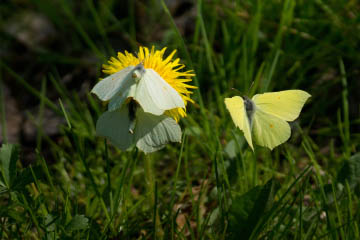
[91,63,185,115]
[225,90,311,150]
[96,100,182,154]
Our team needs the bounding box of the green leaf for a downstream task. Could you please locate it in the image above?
[44,214,57,232]
[337,153,360,194]
[0,144,19,188]
[12,165,45,191]
[66,215,89,231]
[228,179,279,239]
[6,207,26,223]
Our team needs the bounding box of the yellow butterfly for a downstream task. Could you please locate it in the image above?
[224,90,311,150]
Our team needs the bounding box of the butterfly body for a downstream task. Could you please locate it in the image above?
[243,96,255,126]
[128,100,137,134]
[225,90,311,150]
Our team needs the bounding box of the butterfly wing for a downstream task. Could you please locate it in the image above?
[252,90,311,121]
[91,66,135,102]
[134,108,182,154]
[135,69,185,115]
[252,108,291,150]
[134,73,164,115]
[96,107,133,150]
[108,84,137,111]
[224,96,254,150]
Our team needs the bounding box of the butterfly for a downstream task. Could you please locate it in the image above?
[91,63,184,115]
[96,100,182,154]
[224,90,311,150]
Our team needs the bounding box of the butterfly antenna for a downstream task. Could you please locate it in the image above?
[231,88,243,95]
[247,81,255,95]
[133,51,140,64]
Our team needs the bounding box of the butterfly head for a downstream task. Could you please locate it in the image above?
[243,96,254,112]
[132,62,145,82]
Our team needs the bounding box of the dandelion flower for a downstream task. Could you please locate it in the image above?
[91,46,195,153]
[92,46,196,121]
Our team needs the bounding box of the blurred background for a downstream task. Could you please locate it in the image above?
[1,0,359,156]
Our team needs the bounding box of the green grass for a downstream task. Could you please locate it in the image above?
[1,0,360,239]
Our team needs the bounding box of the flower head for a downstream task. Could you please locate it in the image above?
[102,46,196,121]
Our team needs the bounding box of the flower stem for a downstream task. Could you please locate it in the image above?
[144,154,164,239]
